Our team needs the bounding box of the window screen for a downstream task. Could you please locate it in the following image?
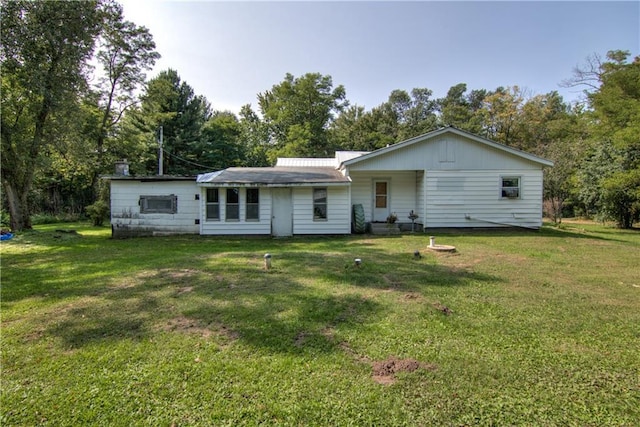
[246,188,259,221]
[313,188,327,220]
[139,195,177,214]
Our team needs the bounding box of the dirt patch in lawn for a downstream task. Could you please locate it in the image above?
[320,327,436,384]
[372,357,437,385]
[433,302,453,315]
[159,316,212,338]
[402,292,423,301]
[159,317,241,345]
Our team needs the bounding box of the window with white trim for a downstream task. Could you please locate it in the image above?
[226,188,239,220]
[246,188,259,221]
[313,188,327,221]
[501,176,521,199]
[206,188,219,220]
[139,195,177,214]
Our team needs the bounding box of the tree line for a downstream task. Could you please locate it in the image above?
[2,0,639,230]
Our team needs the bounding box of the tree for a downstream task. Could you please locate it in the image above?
[589,51,640,227]
[258,73,348,160]
[1,0,103,230]
[478,86,526,147]
[90,0,159,196]
[437,84,487,134]
[569,50,640,227]
[238,104,270,167]
[130,69,211,175]
[195,111,244,171]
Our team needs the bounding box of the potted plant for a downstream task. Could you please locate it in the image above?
[386,212,398,225]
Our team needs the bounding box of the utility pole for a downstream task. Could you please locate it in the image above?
[158,126,163,176]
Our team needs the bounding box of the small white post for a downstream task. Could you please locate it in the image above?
[264,253,272,270]
[429,236,435,248]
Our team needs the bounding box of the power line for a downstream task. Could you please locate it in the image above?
[162,148,219,171]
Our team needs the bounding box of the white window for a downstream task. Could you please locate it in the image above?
[246,188,259,221]
[313,188,327,221]
[139,195,177,214]
[501,176,521,199]
[226,188,239,221]
[206,189,219,220]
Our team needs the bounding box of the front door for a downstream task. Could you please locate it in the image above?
[271,188,293,236]
[373,180,390,222]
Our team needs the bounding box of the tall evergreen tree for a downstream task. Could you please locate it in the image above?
[130,69,211,175]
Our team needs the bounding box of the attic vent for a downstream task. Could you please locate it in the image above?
[439,140,455,163]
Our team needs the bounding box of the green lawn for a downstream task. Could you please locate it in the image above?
[2,222,639,426]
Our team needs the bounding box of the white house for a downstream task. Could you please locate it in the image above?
[107,127,553,238]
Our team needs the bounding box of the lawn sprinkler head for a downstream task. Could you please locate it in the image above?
[354,258,362,267]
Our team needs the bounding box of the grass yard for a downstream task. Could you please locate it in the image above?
[1,222,639,426]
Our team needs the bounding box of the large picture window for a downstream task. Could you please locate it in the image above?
[501,176,521,199]
[226,188,239,220]
[246,188,260,221]
[313,188,327,221]
[139,195,177,214]
[206,188,219,220]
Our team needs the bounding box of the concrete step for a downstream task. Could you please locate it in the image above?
[370,222,401,235]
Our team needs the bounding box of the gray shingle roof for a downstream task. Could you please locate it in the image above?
[197,167,350,186]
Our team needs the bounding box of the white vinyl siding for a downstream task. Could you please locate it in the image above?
[347,135,542,172]
[200,187,272,235]
[110,180,199,236]
[416,171,425,225]
[292,186,350,234]
[349,171,419,224]
[425,170,544,228]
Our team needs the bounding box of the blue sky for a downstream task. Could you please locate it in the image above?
[119,1,640,113]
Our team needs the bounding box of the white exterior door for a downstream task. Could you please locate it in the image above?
[271,188,293,236]
[373,180,390,222]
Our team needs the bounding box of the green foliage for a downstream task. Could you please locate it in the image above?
[133,69,212,175]
[259,73,348,158]
[601,169,640,228]
[0,209,10,228]
[437,83,487,134]
[85,200,110,226]
[30,212,83,225]
[90,0,160,193]
[0,0,103,230]
[577,51,640,227]
[238,104,271,166]
[195,112,244,170]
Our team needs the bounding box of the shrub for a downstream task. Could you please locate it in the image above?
[85,200,110,226]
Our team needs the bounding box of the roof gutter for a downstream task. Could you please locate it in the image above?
[196,180,351,188]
